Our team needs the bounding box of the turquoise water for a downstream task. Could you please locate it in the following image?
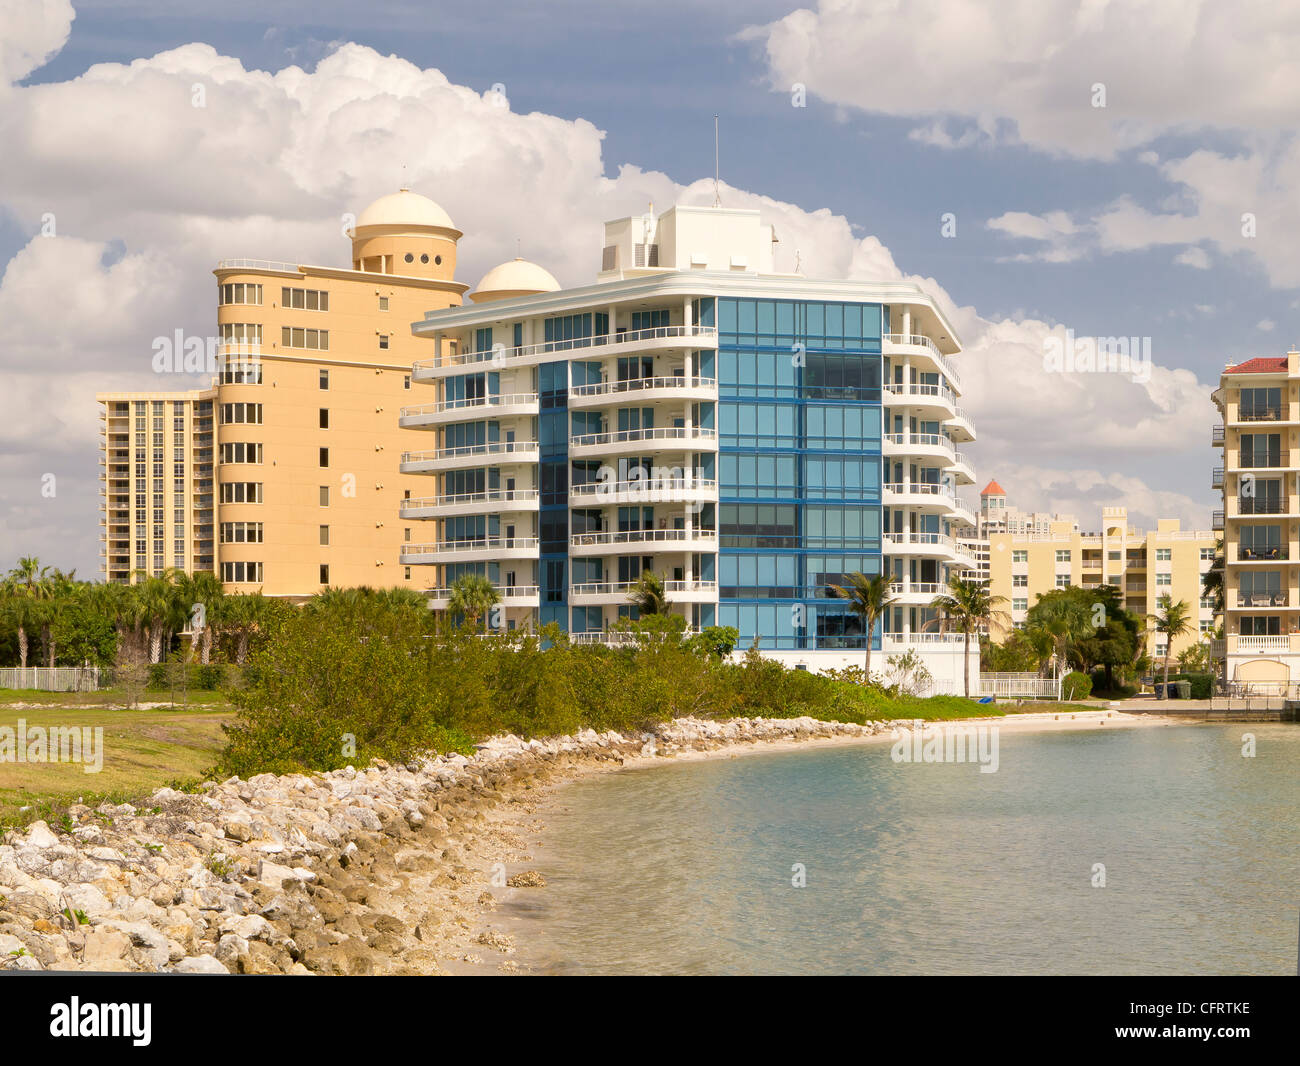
[508,724,1299,975]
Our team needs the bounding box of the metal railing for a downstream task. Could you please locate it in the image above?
[569,376,717,398]
[400,489,539,512]
[570,527,718,548]
[569,426,717,448]
[882,333,962,390]
[399,393,538,418]
[426,584,539,601]
[400,440,539,464]
[403,537,539,556]
[569,477,717,499]
[413,324,719,372]
[215,258,302,274]
[569,580,717,597]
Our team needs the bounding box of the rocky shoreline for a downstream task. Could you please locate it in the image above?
[1,710,1142,974]
[0,715,904,974]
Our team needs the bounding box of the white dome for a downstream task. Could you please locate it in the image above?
[356,189,456,231]
[472,258,561,299]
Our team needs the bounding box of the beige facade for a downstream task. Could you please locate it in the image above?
[988,505,1215,660]
[1211,351,1300,688]
[96,389,216,582]
[99,190,469,598]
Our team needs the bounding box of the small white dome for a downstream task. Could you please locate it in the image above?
[356,189,456,231]
[471,258,561,300]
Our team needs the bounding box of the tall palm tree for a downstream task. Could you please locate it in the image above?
[930,574,1010,698]
[181,570,225,663]
[1200,538,1223,615]
[137,570,187,664]
[38,569,78,667]
[826,571,896,680]
[627,570,669,617]
[4,556,48,670]
[447,573,500,630]
[1151,595,1193,690]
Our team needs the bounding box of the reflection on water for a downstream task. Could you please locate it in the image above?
[507,724,1299,975]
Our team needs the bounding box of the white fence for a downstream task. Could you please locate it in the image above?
[977,673,1063,700]
[0,667,102,692]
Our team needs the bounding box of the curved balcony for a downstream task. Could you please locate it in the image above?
[882,531,962,558]
[569,579,718,606]
[400,537,539,564]
[882,334,962,392]
[568,376,717,409]
[399,393,539,428]
[947,497,978,528]
[426,584,540,610]
[883,432,955,462]
[568,426,718,459]
[568,477,718,507]
[883,482,955,510]
[400,439,540,474]
[891,582,943,605]
[400,489,539,520]
[882,382,960,419]
[947,450,976,485]
[412,324,719,380]
[569,527,719,557]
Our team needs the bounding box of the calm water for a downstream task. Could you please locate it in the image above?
[506,724,1299,975]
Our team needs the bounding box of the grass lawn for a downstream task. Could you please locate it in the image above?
[0,685,233,709]
[0,702,233,827]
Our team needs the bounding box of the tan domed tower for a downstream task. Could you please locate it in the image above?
[351,188,462,282]
[468,258,561,303]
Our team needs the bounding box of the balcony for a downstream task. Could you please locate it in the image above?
[399,439,540,473]
[568,477,717,507]
[569,579,717,606]
[1211,468,1224,489]
[882,382,959,416]
[1236,546,1288,562]
[426,584,540,610]
[1212,425,1224,446]
[883,432,955,460]
[568,425,718,458]
[1236,451,1289,469]
[412,324,719,379]
[882,531,960,557]
[1235,592,1288,608]
[400,489,539,519]
[883,482,953,508]
[568,376,717,408]
[1235,406,1285,423]
[1212,510,1224,530]
[399,393,539,428]
[400,537,539,565]
[569,527,719,556]
[881,334,962,391]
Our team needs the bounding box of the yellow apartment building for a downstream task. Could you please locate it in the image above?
[98,189,469,597]
[1211,350,1300,690]
[987,500,1216,661]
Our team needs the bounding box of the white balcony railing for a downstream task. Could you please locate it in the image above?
[404,537,539,557]
[400,440,539,465]
[569,477,717,500]
[569,426,718,449]
[882,333,962,390]
[569,376,717,398]
[400,489,539,513]
[570,580,718,598]
[570,528,718,548]
[414,324,719,372]
[399,393,538,419]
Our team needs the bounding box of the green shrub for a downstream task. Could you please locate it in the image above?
[1062,671,1092,701]
[1166,672,1213,699]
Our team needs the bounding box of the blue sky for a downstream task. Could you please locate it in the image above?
[4,0,1294,575]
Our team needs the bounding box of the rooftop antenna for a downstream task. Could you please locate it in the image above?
[793,249,803,274]
[399,162,409,192]
[713,115,721,207]
[516,237,522,259]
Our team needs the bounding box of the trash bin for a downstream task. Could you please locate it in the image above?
[1174,680,1192,700]
[1154,682,1167,699]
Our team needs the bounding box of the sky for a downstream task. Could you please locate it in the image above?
[2,0,1295,578]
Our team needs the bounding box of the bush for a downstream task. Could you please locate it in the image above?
[1062,671,1092,701]
[1166,672,1213,700]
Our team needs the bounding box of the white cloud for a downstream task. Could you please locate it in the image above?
[1257,318,1276,332]
[741,0,1300,161]
[0,0,73,86]
[1175,247,1210,269]
[0,23,1214,571]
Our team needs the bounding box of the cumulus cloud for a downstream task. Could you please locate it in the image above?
[0,14,1214,573]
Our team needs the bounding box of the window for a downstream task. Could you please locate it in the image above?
[1012,598,1028,612]
[403,375,411,390]
[403,527,411,542]
[281,287,329,311]
[220,402,262,425]
[1012,550,1027,564]
[319,564,329,585]
[281,326,329,350]
[319,408,329,429]
[319,369,329,390]
[1012,574,1028,588]
[1156,573,1172,586]
[218,359,262,385]
[319,447,329,468]
[219,482,262,503]
[221,560,263,583]
[219,322,262,345]
[319,485,329,507]
[1108,575,1121,586]
[1200,620,1215,633]
[404,566,412,580]
[1200,547,1215,561]
[319,525,329,546]
[219,282,263,306]
[219,442,262,464]
[378,334,390,350]
[378,296,389,311]
[219,522,263,544]
[1108,550,1121,560]
[1055,574,1070,588]
[1156,548,1172,561]
[1055,549,1071,563]
[1155,643,1167,658]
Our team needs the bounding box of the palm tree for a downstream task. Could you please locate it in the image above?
[826,571,896,680]
[447,573,500,630]
[180,571,224,663]
[222,592,273,664]
[4,556,48,670]
[137,570,187,663]
[38,569,78,667]
[930,574,1010,698]
[626,570,669,616]
[1151,595,1193,691]
[1201,538,1223,615]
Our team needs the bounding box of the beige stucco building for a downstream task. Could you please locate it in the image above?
[987,494,1215,661]
[98,189,467,597]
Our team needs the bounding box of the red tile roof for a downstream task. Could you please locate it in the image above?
[1224,357,1289,375]
[980,479,1006,496]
